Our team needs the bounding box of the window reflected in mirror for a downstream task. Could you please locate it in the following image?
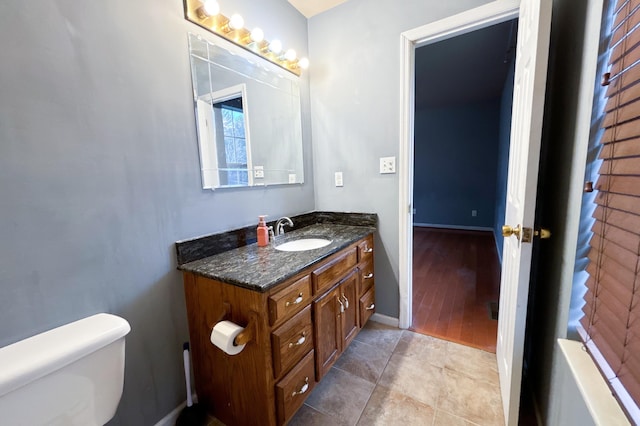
[188,33,304,190]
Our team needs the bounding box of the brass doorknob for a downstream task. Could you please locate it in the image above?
[535,228,551,239]
[502,225,521,239]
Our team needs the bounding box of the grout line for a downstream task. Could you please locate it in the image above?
[351,327,405,424]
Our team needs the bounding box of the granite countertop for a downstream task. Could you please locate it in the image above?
[178,224,375,292]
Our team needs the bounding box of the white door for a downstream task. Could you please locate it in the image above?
[496,0,552,424]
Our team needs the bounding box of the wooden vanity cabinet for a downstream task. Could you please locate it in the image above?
[313,286,341,380]
[182,233,375,426]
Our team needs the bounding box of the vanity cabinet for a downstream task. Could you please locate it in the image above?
[182,233,375,426]
[311,268,360,379]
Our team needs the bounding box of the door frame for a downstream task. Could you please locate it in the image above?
[398,0,521,329]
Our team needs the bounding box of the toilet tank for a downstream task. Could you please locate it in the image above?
[0,313,131,426]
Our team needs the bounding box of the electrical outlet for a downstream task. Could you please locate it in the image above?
[335,172,343,187]
[472,210,478,217]
[288,173,296,184]
[380,157,396,174]
[254,166,264,178]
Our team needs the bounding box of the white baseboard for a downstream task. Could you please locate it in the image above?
[154,401,186,426]
[413,223,494,232]
[154,394,201,426]
[370,313,399,328]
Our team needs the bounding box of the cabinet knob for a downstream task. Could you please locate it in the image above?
[285,293,304,307]
[288,332,306,348]
[366,303,375,311]
[364,247,373,253]
[291,377,309,397]
[338,298,345,313]
[363,273,373,279]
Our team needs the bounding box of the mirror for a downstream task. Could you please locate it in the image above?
[188,33,304,189]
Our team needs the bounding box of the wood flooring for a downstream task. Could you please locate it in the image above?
[411,227,501,353]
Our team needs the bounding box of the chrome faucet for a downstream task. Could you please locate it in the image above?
[275,217,294,236]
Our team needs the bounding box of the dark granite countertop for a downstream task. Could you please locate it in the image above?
[178,224,375,292]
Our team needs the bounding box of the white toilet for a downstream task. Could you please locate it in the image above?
[0,313,131,426]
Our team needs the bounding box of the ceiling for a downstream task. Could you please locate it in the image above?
[288,0,349,18]
[415,19,518,109]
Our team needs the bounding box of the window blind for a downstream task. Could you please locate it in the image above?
[580,0,640,421]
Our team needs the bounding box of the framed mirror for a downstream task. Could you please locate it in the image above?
[188,33,304,189]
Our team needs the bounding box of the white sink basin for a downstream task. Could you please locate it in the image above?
[275,238,332,252]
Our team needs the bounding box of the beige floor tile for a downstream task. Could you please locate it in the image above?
[334,339,393,384]
[433,409,479,426]
[304,367,375,425]
[288,403,351,426]
[437,368,504,426]
[378,352,443,408]
[444,342,500,386]
[394,330,448,368]
[354,321,403,353]
[206,415,225,425]
[357,385,436,426]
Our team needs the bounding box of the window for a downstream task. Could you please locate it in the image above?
[219,103,248,186]
[579,0,640,422]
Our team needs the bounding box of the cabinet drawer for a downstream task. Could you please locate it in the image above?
[275,350,316,425]
[272,306,314,378]
[358,260,374,297]
[359,287,376,327]
[357,235,374,263]
[312,247,357,294]
[268,275,312,326]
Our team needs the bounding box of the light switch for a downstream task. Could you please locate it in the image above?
[380,157,396,174]
[335,172,343,187]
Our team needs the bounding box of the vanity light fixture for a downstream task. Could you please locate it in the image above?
[184,0,309,76]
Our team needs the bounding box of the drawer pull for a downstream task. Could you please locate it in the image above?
[291,377,309,397]
[363,247,373,253]
[341,294,349,309]
[288,332,306,348]
[285,293,304,307]
[366,303,375,311]
[363,273,374,279]
[338,298,345,313]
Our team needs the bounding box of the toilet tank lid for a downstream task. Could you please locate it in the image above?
[0,313,131,398]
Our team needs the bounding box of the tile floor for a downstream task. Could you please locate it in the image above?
[208,321,505,426]
[288,321,504,426]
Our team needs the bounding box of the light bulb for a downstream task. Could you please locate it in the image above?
[229,14,244,30]
[284,49,297,62]
[269,39,283,54]
[250,28,264,43]
[298,57,310,69]
[202,0,219,16]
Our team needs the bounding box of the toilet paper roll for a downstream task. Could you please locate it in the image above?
[210,320,246,355]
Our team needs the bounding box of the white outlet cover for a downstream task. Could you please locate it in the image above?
[335,172,343,187]
[254,166,264,178]
[380,156,396,174]
[289,173,296,183]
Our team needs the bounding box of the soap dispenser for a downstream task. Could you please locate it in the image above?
[257,215,269,247]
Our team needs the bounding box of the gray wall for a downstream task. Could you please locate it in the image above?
[0,0,313,424]
[308,0,492,318]
[493,62,515,261]
[413,100,501,228]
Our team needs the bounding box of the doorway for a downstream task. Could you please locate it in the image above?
[410,20,517,353]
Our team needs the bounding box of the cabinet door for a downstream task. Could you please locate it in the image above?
[313,287,341,380]
[339,271,359,351]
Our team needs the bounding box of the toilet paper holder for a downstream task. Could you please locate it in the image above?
[215,303,256,347]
